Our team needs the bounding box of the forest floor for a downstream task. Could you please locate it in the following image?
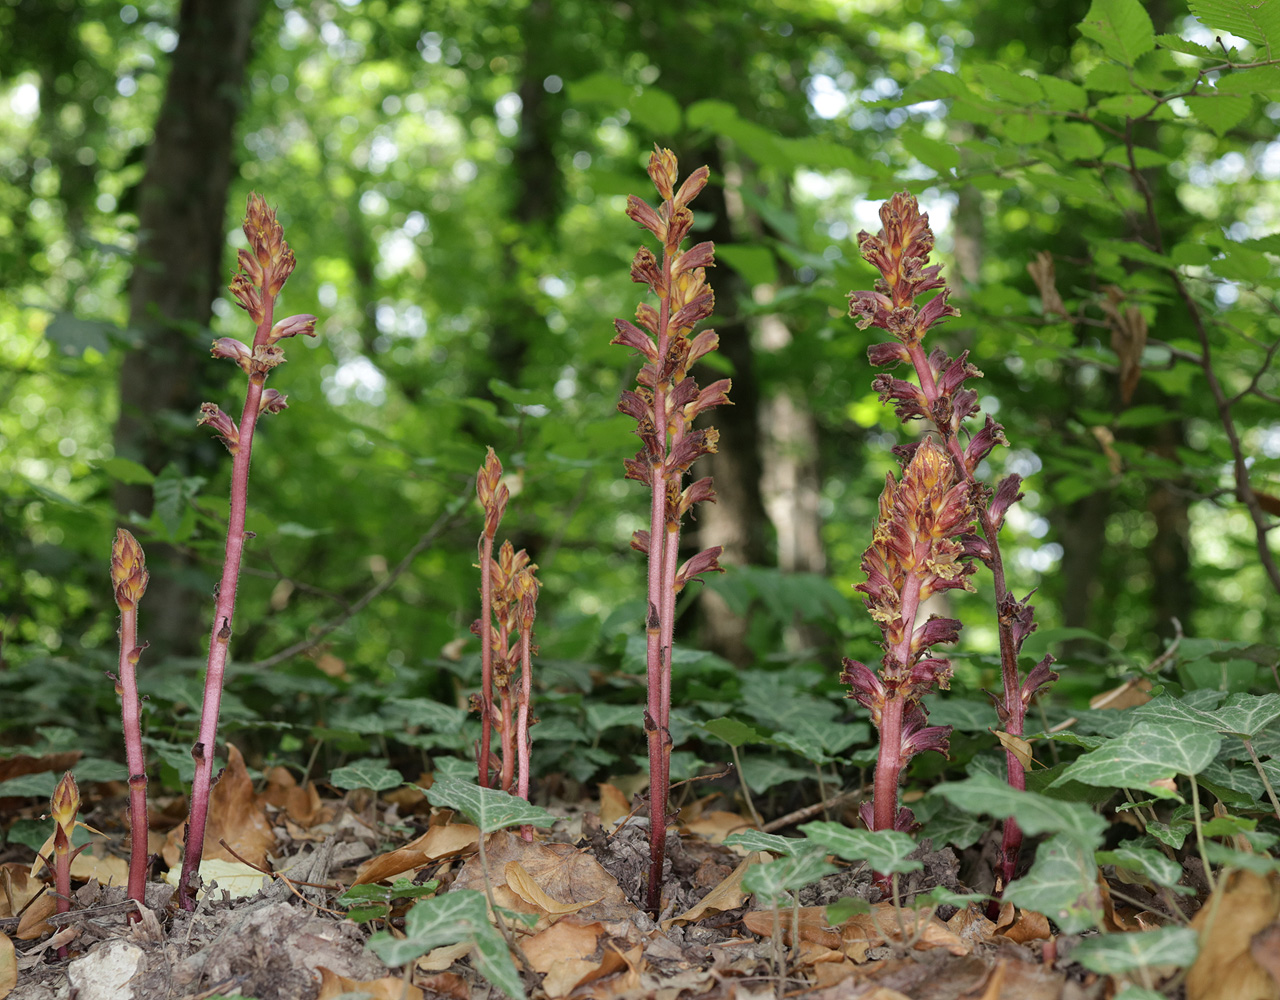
[1,749,1165,1000]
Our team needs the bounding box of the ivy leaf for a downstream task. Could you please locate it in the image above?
[737,756,812,794]
[426,777,554,833]
[329,760,404,792]
[724,830,804,856]
[1072,926,1199,973]
[367,890,523,999]
[742,845,836,904]
[930,773,1107,849]
[1207,693,1280,737]
[799,823,922,875]
[1002,836,1101,933]
[1078,0,1156,65]
[700,717,763,748]
[1095,842,1187,890]
[1052,723,1220,798]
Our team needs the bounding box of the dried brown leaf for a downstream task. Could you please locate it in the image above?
[666,852,763,928]
[1026,251,1067,319]
[598,783,631,827]
[353,823,479,885]
[1188,870,1280,1000]
[0,931,14,1000]
[506,860,601,916]
[316,966,424,1000]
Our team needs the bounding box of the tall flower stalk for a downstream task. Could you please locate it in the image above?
[613,148,731,913]
[848,192,1057,895]
[180,193,316,910]
[110,528,150,916]
[472,447,539,809]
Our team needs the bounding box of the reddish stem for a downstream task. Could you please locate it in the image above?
[478,534,495,787]
[516,625,533,841]
[910,340,1028,897]
[117,604,149,915]
[872,694,906,833]
[179,297,274,911]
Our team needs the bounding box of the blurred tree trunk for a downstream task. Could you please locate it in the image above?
[113,0,261,657]
[692,147,772,665]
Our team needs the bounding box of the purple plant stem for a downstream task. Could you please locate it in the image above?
[644,252,675,915]
[478,533,495,787]
[907,341,1026,895]
[516,625,533,841]
[872,695,906,833]
[178,299,274,911]
[118,603,149,915]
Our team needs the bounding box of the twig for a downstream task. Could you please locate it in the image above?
[762,786,865,833]
[250,489,470,670]
[216,838,345,915]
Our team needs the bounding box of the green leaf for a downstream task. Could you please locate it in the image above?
[799,823,922,875]
[742,847,837,904]
[426,776,554,833]
[1213,245,1273,282]
[975,64,1044,105]
[1053,723,1221,797]
[1188,0,1280,51]
[1053,122,1105,160]
[1213,65,1280,95]
[1072,926,1199,973]
[1185,93,1255,137]
[825,897,872,924]
[724,830,804,856]
[93,458,155,485]
[44,311,114,356]
[898,130,960,173]
[1094,94,1159,117]
[1002,836,1101,933]
[151,464,205,543]
[1154,34,1218,57]
[1037,75,1089,111]
[1203,842,1280,875]
[921,697,992,733]
[0,773,58,798]
[931,773,1107,849]
[1207,693,1280,737]
[700,717,763,748]
[1095,843,1185,889]
[715,244,779,287]
[921,808,989,851]
[737,756,812,794]
[330,760,404,792]
[768,716,865,764]
[367,890,524,999]
[1078,0,1156,65]
[628,86,681,135]
[585,703,638,734]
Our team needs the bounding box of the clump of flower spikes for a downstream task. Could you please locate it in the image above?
[841,437,976,833]
[847,191,1057,892]
[471,447,540,809]
[612,147,731,914]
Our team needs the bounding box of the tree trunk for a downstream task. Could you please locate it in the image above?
[113,0,261,657]
[692,147,772,665]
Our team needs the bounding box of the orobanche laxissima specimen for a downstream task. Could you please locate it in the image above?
[847,193,1055,893]
[613,147,731,912]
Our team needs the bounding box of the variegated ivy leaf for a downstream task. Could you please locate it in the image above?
[1072,926,1199,974]
[723,830,803,856]
[329,760,404,792]
[1051,723,1220,799]
[799,823,922,875]
[367,889,523,999]
[1095,842,1187,891]
[741,845,836,904]
[930,772,1106,849]
[1002,836,1101,933]
[1207,693,1280,738]
[426,776,554,833]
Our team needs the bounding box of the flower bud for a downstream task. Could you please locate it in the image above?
[51,771,79,841]
[266,314,316,344]
[258,388,288,415]
[111,528,149,612]
[211,337,253,373]
[198,403,240,453]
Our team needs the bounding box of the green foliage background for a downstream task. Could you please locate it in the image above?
[2,0,1278,805]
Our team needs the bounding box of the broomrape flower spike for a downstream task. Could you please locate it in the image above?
[848,191,1058,901]
[180,193,313,911]
[110,529,151,918]
[613,147,730,914]
[51,770,79,957]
